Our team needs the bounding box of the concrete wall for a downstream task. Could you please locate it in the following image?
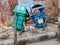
[0,0,58,26]
[0,0,18,26]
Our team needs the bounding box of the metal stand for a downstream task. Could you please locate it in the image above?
[14,13,17,45]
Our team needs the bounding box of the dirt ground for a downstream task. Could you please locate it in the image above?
[28,23,59,45]
[29,39,60,45]
[0,23,59,45]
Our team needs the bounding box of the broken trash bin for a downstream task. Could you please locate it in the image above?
[30,4,46,28]
[12,5,29,30]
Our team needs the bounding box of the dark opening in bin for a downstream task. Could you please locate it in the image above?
[32,4,45,12]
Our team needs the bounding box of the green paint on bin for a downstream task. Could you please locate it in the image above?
[12,5,27,30]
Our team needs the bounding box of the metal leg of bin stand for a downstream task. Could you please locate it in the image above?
[23,21,26,31]
[14,13,17,45]
[43,16,47,31]
[43,25,45,31]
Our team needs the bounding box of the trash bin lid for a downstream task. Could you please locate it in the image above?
[12,5,27,14]
[31,4,45,12]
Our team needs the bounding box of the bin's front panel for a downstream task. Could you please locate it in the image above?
[12,21,23,30]
[16,24,23,30]
[31,12,46,28]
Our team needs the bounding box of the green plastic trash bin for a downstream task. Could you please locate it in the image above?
[12,5,29,30]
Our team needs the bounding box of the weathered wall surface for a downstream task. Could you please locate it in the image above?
[0,0,58,26]
[0,0,18,26]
